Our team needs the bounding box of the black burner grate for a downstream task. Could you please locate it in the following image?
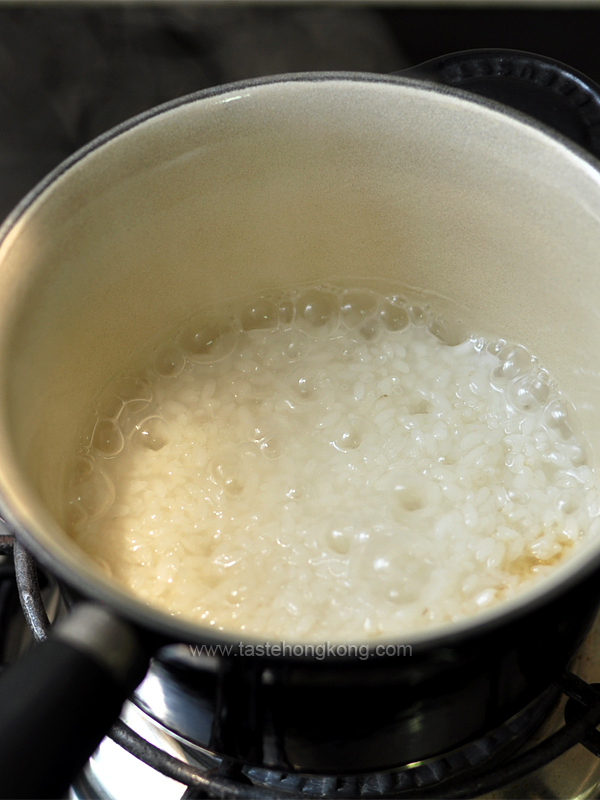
[3,530,600,800]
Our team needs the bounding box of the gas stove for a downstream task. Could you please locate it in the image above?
[2,8,600,798]
[2,530,600,799]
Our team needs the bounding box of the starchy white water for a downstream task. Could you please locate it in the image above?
[64,285,600,640]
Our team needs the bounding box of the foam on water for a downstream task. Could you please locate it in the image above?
[63,285,600,641]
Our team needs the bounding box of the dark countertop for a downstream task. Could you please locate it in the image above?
[0,5,599,221]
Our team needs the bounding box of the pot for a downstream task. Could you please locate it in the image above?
[1,49,600,798]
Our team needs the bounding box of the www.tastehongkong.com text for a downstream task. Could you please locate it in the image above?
[188,642,412,661]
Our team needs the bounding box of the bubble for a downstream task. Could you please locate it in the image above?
[210,453,249,496]
[289,370,331,404]
[332,421,364,452]
[409,305,427,326]
[240,298,279,331]
[155,346,186,377]
[92,419,124,457]
[544,398,580,441]
[252,415,290,458]
[364,543,431,605]
[326,527,352,555]
[330,337,359,360]
[508,370,550,414]
[66,468,115,523]
[296,289,340,338]
[79,416,99,449]
[340,291,378,328]
[379,301,409,332]
[226,588,243,606]
[487,339,507,357]
[113,376,153,405]
[119,402,161,439]
[392,474,440,517]
[428,316,467,346]
[96,395,124,420]
[133,417,170,451]
[258,433,288,460]
[279,300,294,326]
[278,330,310,362]
[74,454,95,479]
[491,345,533,387]
[180,317,238,363]
[396,487,425,512]
[568,442,588,467]
[357,318,381,342]
[252,416,276,441]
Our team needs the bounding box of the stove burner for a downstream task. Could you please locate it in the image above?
[3,532,600,799]
[243,689,558,797]
[106,685,557,799]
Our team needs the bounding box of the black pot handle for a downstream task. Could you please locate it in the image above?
[401,49,600,161]
[0,604,150,799]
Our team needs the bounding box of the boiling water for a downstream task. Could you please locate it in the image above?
[63,286,600,641]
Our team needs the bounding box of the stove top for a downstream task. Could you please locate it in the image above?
[2,8,600,797]
[70,632,600,800]
[2,532,600,799]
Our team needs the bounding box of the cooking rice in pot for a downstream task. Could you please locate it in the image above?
[63,284,600,641]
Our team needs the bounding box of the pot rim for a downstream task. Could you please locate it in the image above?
[2,68,600,658]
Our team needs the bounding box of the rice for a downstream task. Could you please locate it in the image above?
[64,285,600,641]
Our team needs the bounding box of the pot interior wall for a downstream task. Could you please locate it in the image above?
[1,76,600,603]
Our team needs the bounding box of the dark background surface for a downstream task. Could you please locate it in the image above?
[0,4,599,220]
[383,7,600,83]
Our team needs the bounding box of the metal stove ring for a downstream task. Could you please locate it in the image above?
[9,538,600,799]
